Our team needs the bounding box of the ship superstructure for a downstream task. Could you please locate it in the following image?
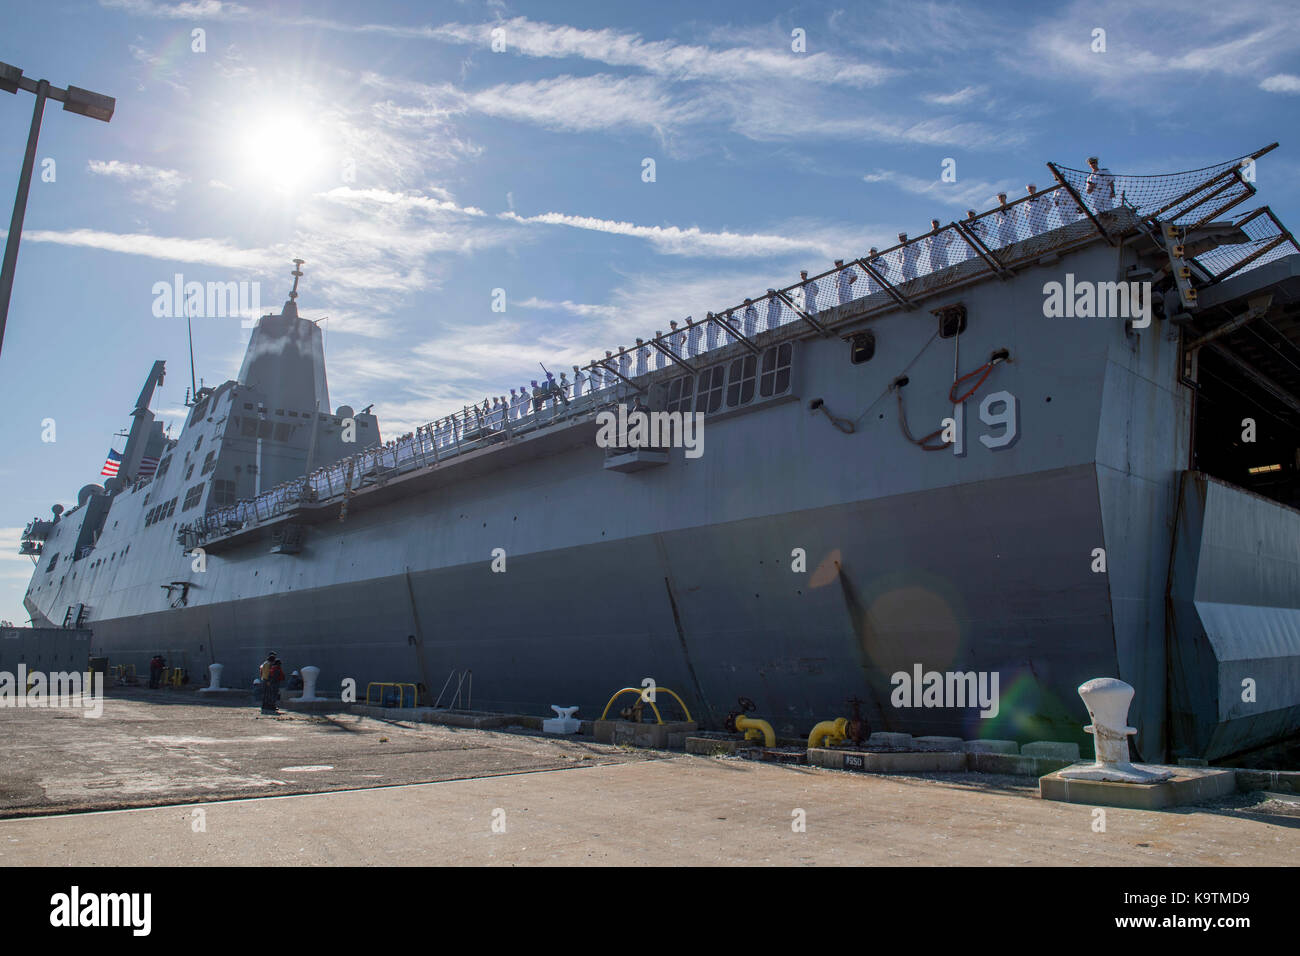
[18,147,1300,761]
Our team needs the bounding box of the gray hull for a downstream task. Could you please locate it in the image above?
[82,463,1114,746]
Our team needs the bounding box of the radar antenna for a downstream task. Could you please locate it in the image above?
[289,258,305,302]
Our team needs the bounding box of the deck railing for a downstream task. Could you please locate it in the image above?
[182,149,1297,549]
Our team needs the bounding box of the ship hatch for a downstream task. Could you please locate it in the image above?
[1186,252,1300,509]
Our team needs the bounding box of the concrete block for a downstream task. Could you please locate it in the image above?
[1235,770,1300,795]
[806,747,843,769]
[1021,741,1081,761]
[686,736,754,756]
[1040,766,1236,810]
[1177,757,1208,767]
[914,736,965,752]
[593,720,696,748]
[967,752,1077,777]
[866,732,913,750]
[963,739,1019,754]
[811,748,964,773]
[666,733,687,750]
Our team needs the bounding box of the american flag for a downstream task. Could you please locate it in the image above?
[138,455,160,479]
[100,449,122,477]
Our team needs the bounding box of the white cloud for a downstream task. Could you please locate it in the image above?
[1261,73,1300,94]
[314,186,487,217]
[515,297,621,319]
[862,169,1019,210]
[101,0,248,18]
[921,85,986,106]
[87,160,189,210]
[426,16,894,87]
[21,229,269,270]
[498,209,869,259]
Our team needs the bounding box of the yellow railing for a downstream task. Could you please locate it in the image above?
[366,682,419,708]
[599,686,693,724]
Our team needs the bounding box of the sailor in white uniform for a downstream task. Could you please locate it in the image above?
[993,193,1016,248]
[1024,184,1051,235]
[603,351,616,388]
[635,338,649,376]
[799,270,820,314]
[898,232,919,281]
[867,247,888,288]
[705,313,720,351]
[686,316,702,357]
[1086,156,1116,213]
[743,298,759,337]
[835,261,857,305]
[571,366,585,399]
[617,346,631,380]
[926,220,951,272]
[668,319,686,360]
[765,290,782,330]
[1055,186,1084,223]
[859,250,879,294]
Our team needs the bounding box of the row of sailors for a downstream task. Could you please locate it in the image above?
[411,159,1121,454]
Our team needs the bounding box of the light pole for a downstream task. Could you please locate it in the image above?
[0,61,114,358]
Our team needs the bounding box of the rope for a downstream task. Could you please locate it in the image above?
[895,386,950,451]
[813,404,856,434]
[949,361,994,404]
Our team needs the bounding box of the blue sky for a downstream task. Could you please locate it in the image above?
[1,0,1298,622]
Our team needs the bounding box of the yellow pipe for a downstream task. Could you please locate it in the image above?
[734,714,775,747]
[599,688,664,724]
[808,717,849,749]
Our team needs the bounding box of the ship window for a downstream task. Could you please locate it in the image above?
[194,435,203,451]
[289,410,298,417]
[850,332,876,365]
[273,422,291,442]
[726,355,757,408]
[247,463,258,475]
[665,374,694,414]
[191,398,209,422]
[182,483,205,512]
[155,456,172,481]
[185,464,194,481]
[275,409,284,416]
[258,421,273,439]
[936,303,967,338]
[759,343,793,397]
[201,451,217,475]
[46,554,58,573]
[243,402,253,410]
[695,366,725,414]
[241,417,258,438]
[210,479,237,507]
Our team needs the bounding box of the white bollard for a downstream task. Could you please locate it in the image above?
[199,662,225,692]
[298,665,322,702]
[1059,677,1172,783]
[542,705,581,734]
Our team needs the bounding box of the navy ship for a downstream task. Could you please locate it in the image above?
[17,148,1300,761]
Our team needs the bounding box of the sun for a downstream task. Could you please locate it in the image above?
[235,111,330,193]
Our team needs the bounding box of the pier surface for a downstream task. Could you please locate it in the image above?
[0,692,1295,866]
